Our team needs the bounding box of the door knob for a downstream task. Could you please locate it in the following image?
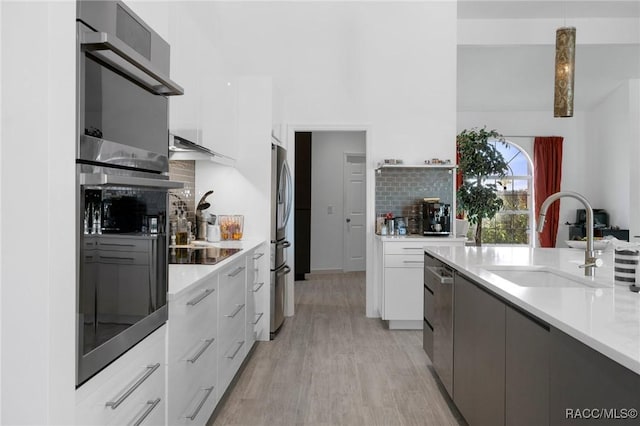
[346,218,351,223]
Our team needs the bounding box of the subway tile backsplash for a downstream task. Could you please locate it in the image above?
[169,160,196,225]
[375,167,453,217]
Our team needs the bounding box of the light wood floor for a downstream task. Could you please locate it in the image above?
[210,272,465,426]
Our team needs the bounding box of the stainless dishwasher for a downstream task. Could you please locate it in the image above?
[424,253,455,397]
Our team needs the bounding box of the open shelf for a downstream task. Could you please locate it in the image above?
[375,163,457,172]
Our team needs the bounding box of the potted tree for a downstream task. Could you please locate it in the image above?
[456,127,509,246]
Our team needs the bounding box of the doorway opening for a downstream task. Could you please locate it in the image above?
[293,131,367,280]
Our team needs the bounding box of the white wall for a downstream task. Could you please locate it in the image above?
[201,1,457,316]
[1,2,76,424]
[629,79,640,242]
[587,82,633,230]
[310,131,365,272]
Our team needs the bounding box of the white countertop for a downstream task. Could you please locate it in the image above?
[426,246,640,375]
[377,235,468,243]
[168,239,265,299]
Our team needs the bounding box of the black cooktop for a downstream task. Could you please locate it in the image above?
[169,247,242,265]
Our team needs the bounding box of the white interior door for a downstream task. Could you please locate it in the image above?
[343,153,366,272]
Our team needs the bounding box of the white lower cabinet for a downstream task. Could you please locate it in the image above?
[75,325,166,426]
[217,256,248,395]
[381,238,465,329]
[167,273,218,426]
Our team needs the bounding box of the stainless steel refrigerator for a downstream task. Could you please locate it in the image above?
[270,142,292,338]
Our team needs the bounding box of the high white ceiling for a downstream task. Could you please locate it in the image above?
[457,1,640,112]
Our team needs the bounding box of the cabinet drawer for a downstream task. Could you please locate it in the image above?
[384,243,426,255]
[218,303,246,346]
[76,326,166,426]
[219,258,247,309]
[167,337,217,425]
[385,254,424,268]
[424,284,435,324]
[168,277,218,363]
[423,319,434,361]
[218,337,246,393]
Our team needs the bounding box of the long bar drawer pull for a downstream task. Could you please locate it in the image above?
[186,387,215,421]
[403,260,424,264]
[187,338,215,364]
[253,252,265,260]
[225,304,245,318]
[105,363,160,409]
[132,398,161,426]
[228,266,245,277]
[225,341,245,359]
[252,282,265,293]
[186,288,215,306]
[252,312,264,325]
[402,247,424,250]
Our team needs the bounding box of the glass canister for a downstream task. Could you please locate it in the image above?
[219,215,244,240]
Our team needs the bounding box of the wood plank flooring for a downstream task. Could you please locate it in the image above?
[210,272,465,426]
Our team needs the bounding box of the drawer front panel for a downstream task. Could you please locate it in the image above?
[384,254,424,268]
[168,278,218,363]
[219,259,247,309]
[384,243,426,255]
[168,337,217,425]
[424,284,435,325]
[76,327,166,426]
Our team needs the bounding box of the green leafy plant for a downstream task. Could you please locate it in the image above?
[457,127,509,246]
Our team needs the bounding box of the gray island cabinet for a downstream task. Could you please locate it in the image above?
[424,248,640,426]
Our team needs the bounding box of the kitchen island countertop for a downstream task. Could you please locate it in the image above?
[168,239,266,299]
[426,246,640,375]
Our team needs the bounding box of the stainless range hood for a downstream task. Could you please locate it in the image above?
[169,134,236,165]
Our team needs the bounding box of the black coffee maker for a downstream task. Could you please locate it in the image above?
[422,201,451,236]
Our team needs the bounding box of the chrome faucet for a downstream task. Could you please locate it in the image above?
[536,191,603,276]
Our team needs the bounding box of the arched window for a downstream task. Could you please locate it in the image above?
[480,139,534,246]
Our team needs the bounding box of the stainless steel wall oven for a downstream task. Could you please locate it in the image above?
[76,0,183,386]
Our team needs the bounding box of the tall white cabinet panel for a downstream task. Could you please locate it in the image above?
[167,274,218,426]
[75,326,166,426]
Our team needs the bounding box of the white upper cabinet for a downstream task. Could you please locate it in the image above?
[168,5,239,161]
[200,39,239,161]
[168,3,202,144]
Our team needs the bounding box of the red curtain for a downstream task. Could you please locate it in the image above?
[534,137,564,247]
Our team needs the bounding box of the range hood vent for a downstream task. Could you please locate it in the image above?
[169,134,235,165]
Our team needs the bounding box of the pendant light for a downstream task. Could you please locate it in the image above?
[554,26,576,117]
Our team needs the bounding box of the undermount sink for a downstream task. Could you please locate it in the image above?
[483,266,609,289]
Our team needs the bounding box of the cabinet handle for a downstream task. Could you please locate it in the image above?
[186,288,215,306]
[252,312,264,325]
[185,387,214,421]
[252,282,265,293]
[132,398,161,426]
[225,304,245,318]
[99,256,135,262]
[100,242,136,247]
[187,338,215,364]
[253,252,265,260]
[403,260,424,264]
[402,247,423,250]
[105,363,160,409]
[228,266,245,277]
[225,341,245,359]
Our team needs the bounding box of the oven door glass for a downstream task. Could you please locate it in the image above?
[78,182,167,385]
[80,51,168,170]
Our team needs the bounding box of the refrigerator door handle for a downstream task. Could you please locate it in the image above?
[282,160,293,229]
[275,240,291,248]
